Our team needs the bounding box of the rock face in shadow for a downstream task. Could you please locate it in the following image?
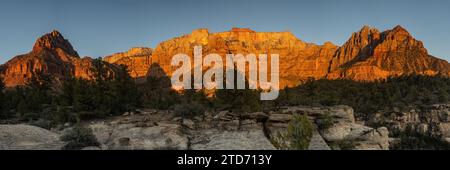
[367,104,450,143]
[104,26,450,88]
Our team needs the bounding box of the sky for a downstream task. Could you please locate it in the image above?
[1,0,450,63]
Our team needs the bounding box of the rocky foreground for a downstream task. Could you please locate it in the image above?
[1,105,399,150]
[3,104,450,150]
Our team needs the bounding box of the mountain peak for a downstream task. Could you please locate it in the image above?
[323,41,336,47]
[360,25,371,31]
[50,30,63,38]
[393,25,407,32]
[32,30,79,57]
[357,25,380,34]
[386,25,411,37]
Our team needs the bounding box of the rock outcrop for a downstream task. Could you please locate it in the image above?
[0,30,119,87]
[85,108,275,150]
[88,109,188,150]
[104,26,450,88]
[266,105,390,150]
[1,105,392,150]
[367,103,450,143]
[190,130,275,150]
[0,124,65,150]
[105,27,339,87]
[103,47,152,78]
[187,111,276,150]
[89,122,188,150]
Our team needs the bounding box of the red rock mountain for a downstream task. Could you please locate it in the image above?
[327,25,450,80]
[104,26,450,88]
[1,26,449,88]
[0,30,118,87]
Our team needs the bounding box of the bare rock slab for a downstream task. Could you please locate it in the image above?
[190,130,276,150]
[0,124,65,150]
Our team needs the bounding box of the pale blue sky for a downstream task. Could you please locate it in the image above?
[1,0,450,63]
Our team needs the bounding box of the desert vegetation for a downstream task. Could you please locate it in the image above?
[275,75,450,117]
[270,114,314,150]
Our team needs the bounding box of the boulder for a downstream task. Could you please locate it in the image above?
[321,122,352,142]
[182,119,195,130]
[349,126,390,150]
[0,124,65,150]
[439,123,450,138]
[89,122,114,150]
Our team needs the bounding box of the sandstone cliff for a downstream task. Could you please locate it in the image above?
[104,26,450,88]
[103,47,152,78]
[327,25,450,80]
[2,26,449,88]
[0,30,119,87]
[106,28,339,87]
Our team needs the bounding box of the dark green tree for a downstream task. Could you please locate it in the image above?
[214,68,261,113]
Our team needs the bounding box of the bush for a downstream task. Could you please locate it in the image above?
[60,125,100,150]
[214,88,261,113]
[271,114,314,150]
[316,112,335,130]
[391,131,450,150]
[330,138,356,150]
[174,101,206,119]
[29,119,52,130]
[275,75,450,115]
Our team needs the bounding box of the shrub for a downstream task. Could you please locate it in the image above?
[214,88,261,113]
[330,138,356,150]
[316,112,335,130]
[275,75,450,115]
[174,101,205,119]
[60,125,100,150]
[391,131,450,150]
[271,114,314,150]
[29,119,52,130]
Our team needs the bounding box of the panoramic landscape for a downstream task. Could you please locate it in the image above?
[2,0,450,151]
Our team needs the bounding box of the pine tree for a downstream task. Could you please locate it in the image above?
[110,65,140,114]
[0,78,5,118]
[214,68,261,113]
